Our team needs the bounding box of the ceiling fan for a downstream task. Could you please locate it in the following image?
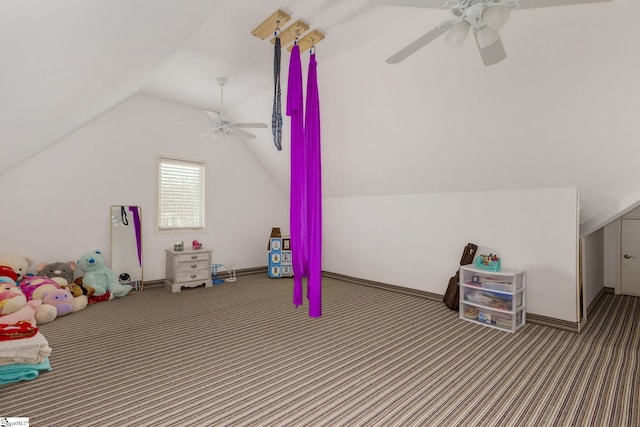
[173,77,267,140]
[374,0,610,66]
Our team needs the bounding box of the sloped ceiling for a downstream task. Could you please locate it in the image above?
[2,0,638,232]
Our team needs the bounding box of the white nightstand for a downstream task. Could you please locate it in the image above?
[164,247,213,292]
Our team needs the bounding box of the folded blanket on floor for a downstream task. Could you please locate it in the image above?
[0,332,51,366]
[0,357,51,385]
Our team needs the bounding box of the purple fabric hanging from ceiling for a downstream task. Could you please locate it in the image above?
[287,44,307,308]
[305,52,322,318]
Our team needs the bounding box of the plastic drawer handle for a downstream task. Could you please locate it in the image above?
[191,255,198,259]
[190,274,197,279]
[191,264,198,269]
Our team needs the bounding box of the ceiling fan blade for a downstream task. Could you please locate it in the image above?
[386,20,456,64]
[232,123,268,129]
[475,33,507,66]
[517,0,610,9]
[370,0,449,8]
[231,128,258,139]
[204,110,222,124]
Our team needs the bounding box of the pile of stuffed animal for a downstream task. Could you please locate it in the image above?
[0,250,133,326]
[0,250,134,384]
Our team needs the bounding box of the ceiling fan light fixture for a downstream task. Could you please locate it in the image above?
[476,25,500,49]
[481,5,511,30]
[445,20,471,47]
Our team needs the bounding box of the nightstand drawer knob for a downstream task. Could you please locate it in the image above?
[190,274,197,279]
[191,255,198,260]
[191,264,198,269]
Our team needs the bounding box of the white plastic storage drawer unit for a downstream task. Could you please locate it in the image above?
[459,265,526,333]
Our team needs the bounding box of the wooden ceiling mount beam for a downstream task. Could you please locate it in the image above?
[251,9,291,40]
[288,29,326,53]
[271,19,310,48]
[253,9,326,53]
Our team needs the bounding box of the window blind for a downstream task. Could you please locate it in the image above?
[158,157,205,231]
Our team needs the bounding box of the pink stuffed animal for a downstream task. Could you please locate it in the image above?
[0,299,42,326]
[19,276,76,318]
[0,281,27,316]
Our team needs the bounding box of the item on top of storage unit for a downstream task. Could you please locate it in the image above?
[474,253,501,272]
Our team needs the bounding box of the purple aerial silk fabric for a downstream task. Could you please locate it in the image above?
[287,44,306,308]
[305,53,322,318]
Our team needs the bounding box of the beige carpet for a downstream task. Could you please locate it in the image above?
[3,274,639,426]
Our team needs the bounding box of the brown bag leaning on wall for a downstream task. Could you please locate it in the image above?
[443,243,478,311]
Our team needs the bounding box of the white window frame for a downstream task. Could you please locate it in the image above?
[157,155,206,233]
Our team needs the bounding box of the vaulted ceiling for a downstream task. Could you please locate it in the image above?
[2,0,637,233]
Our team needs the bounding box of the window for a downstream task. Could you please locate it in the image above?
[157,156,206,231]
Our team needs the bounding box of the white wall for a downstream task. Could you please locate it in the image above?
[582,229,604,309]
[0,94,288,281]
[324,188,579,322]
[0,92,583,323]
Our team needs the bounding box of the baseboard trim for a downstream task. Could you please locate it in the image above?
[142,279,165,288]
[322,271,443,302]
[322,271,580,333]
[525,313,578,333]
[148,266,269,288]
[150,267,580,332]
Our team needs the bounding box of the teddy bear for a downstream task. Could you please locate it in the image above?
[77,250,131,298]
[36,261,89,312]
[0,265,18,283]
[36,261,76,287]
[73,277,95,297]
[0,254,32,283]
[72,277,111,304]
[19,276,85,317]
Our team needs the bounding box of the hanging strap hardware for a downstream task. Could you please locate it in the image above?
[120,206,129,226]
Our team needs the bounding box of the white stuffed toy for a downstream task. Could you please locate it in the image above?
[0,254,32,283]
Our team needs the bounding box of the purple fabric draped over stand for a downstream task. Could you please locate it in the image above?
[287,44,306,308]
[305,53,322,318]
[128,206,142,267]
